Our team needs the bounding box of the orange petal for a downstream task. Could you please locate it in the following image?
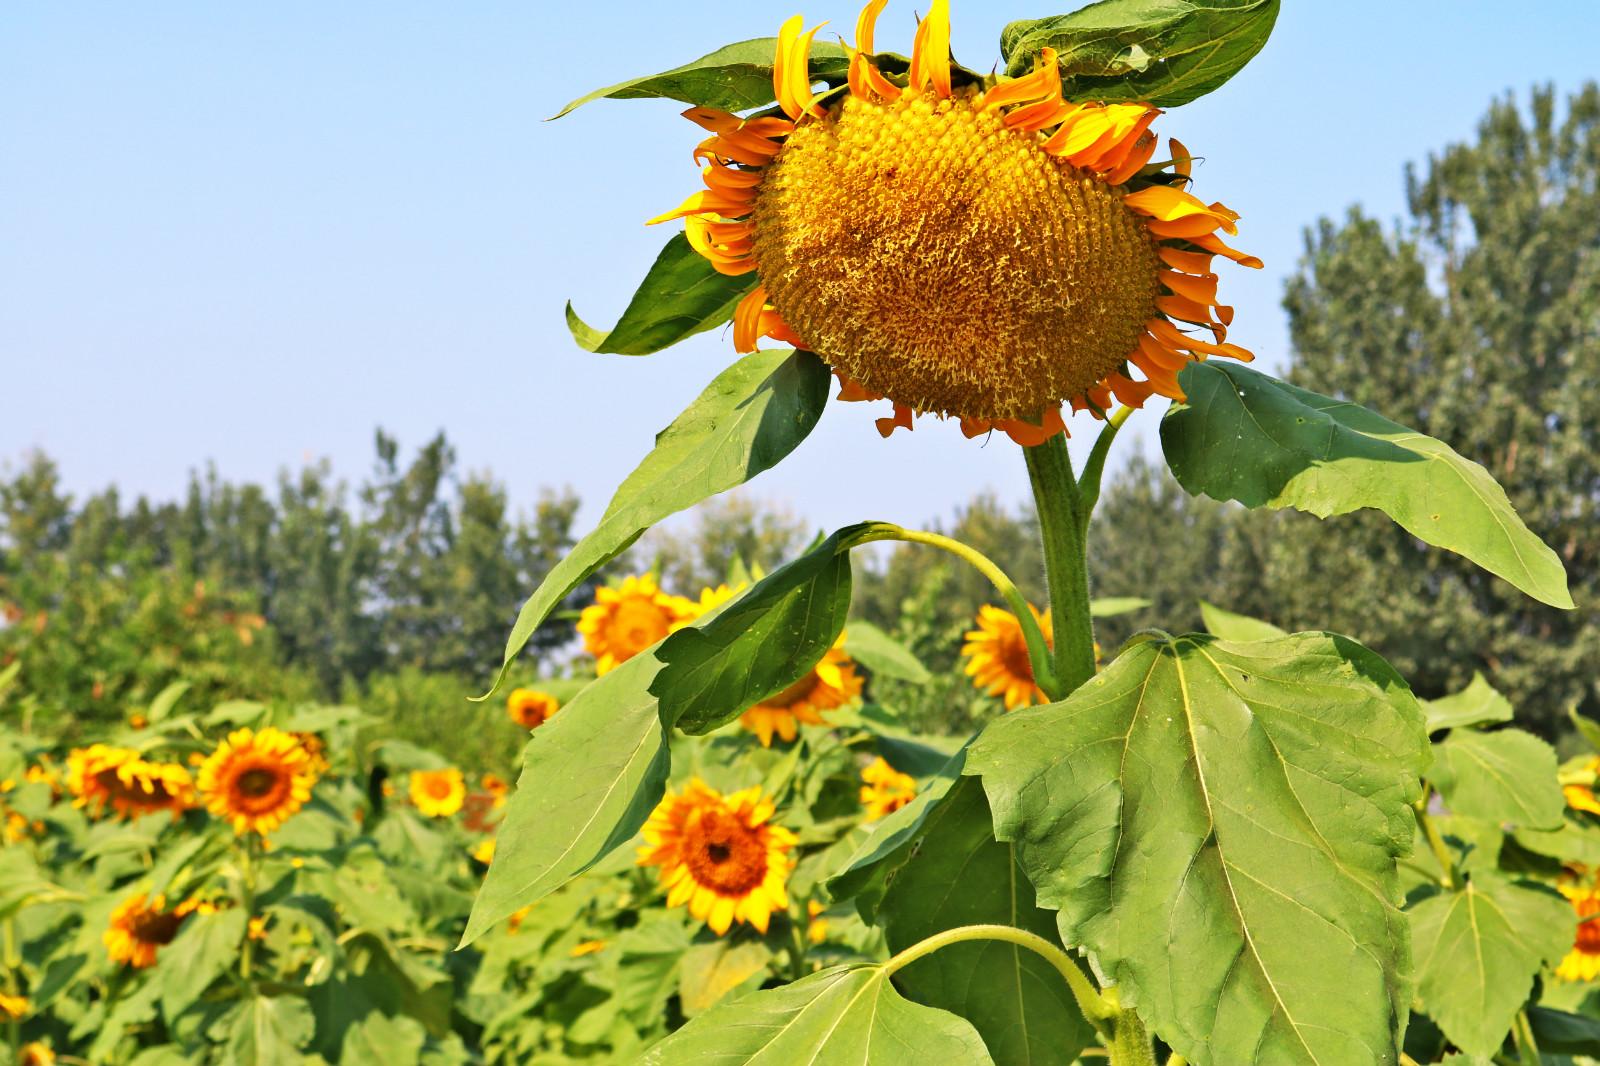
[985,49,1059,111]
[855,0,889,55]
[1104,131,1158,185]
[909,0,951,98]
[1160,269,1219,305]
[1169,136,1192,179]
[733,286,768,353]
[875,403,915,437]
[1192,232,1263,269]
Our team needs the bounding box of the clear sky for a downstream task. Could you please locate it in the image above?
[3,2,1595,535]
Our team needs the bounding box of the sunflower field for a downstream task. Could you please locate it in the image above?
[7,1,1600,1064]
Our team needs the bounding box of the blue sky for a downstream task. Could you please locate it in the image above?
[3,2,1595,535]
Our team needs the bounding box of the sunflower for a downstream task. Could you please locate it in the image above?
[66,744,194,821]
[104,892,198,969]
[1567,784,1600,817]
[637,779,797,934]
[807,899,831,944]
[0,992,27,1019]
[19,1042,55,1066]
[197,727,319,836]
[650,0,1257,445]
[410,768,466,818]
[685,582,747,622]
[739,637,863,746]
[859,756,917,818]
[1558,883,1600,982]
[481,771,510,807]
[962,604,1053,710]
[506,687,561,729]
[472,837,496,865]
[577,575,698,674]
[293,731,331,775]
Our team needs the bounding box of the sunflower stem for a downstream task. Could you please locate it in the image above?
[1024,434,1098,697]
[1413,797,1457,889]
[860,526,1059,696]
[1078,406,1136,518]
[1512,1008,1541,1066]
[239,834,258,984]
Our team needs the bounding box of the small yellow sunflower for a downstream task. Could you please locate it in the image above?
[0,992,27,1019]
[481,771,510,808]
[859,756,917,819]
[472,837,496,865]
[293,732,331,775]
[1558,883,1600,982]
[740,637,864,746]
[410,768,466,818]
[197,727,319,836]
[638,779,797,934]
[651,0,1257,445]
[806,899,831,944]
[506,687,561,729]
[962,604,1053,710]
[578,574,698,674]
[67,745,194,821]
[19,1041,55,1066]
[248,915,270,942]
[104,892,197,969]
[1567,784,1600,817]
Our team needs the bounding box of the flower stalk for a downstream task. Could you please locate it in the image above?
[1024,433,1100,698]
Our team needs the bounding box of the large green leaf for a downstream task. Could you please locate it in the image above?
[1198,600,1286,641]
[654,525,867,733]
[1408,875,1572,1057]
[1430,728,1563,830]
[1421,673,1514,732]
[565,233,754,356]
[226,995,315,1066]
[553,38,850,119]
[677,939,773,1017]
[1528,1006,1600,1055]
[969,632,1429,1066]
[843,620,931,682]
[157,907,247,1023]
[1000,0,1279,106]
[1161,361,1573,608]
[878,777,1093,1066]
[462,648,670,945]
[642,963,994,1064]
[481,348,830,698]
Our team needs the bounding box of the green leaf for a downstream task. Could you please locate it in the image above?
[553,38,850,119]
[1000,0,1279,106]
[482,348,830,698]
[1161,361,1573,608]
[969,631,1429,1066]
[1431,728,1563,830]
[1421,672,1514,732]
[1528,1006,1600,1055]
[1571,708,1600,752]
[340,1012,427,1066]
[566,233,755,356]
[643,963,994,1064]
[157,907,248,1024]
[145,680,191,723]
[1408,875,1573,1056]
[878,777,1093,1066]
[843,620,932,682]
[1089,596,1151,618]
[1197,600,1286,641]
[677,939,773,1017]
[462,647,670,945]
[1512,814,1600,865]
[226,995,315,1066]
[654,524,869,733]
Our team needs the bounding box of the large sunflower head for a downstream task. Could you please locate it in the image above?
[506,687,561,730]
[859,756,917,819]
[104,892,198,969]
[637,779,797,934]
[577,574,698,674]
[739,636,863,746]
[652,0,1258,445]
[961,603,1053,710]
[67,744,194,821]
[1558,881,1600,982]
[197,727,319,837]
[410,768,467,818]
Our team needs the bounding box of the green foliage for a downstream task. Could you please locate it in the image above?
[565,233,755,356]
[1198,599,1286,641]
[1000,0,1279,105]
[1430,727,1563,830]
[1422,673,1514,733]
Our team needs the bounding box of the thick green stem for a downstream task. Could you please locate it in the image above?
[884,923,1114,1033]
[1109,1011,1157,1066]
[861,525,1059,696]
[1414,798,1456,889]
[1023,435,1098,696]
[239,835,259,983]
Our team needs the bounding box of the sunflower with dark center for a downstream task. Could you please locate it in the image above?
[859,756,917,818]
[197,726,319,836]
[651,0,1259,444]
[104,892,200,969]
[1559,880,1600,982]
[638,779,797,935]
[410,767,467,818]
[961,603,1053,710]
[66,744,194,821]
[506,687,561,730]
[739,636,863,746]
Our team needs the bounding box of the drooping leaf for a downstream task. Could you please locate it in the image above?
[1089,596,1151,618]
[1197,599,1286,641]
[654,524,873,733]
[225,995,315,1066]
[1422,673,1514,733]
[843,620,932,682]
[1571,708,1600,752]
[1431,728,1563,830]
[553,38,850,119]
[565,234,754,356]
[969,632,1429,1066]
[462,648,671,945]
[1408,875,1573,1056]
[878,777,1093,1066]
[643,963,994,1064]
[157,907,248,1024]
[1161,361,1573,608]
[482,348,830,698]
[677,939,773,1017]
[1000,0,1279,106]
[1528,1006,1600,1055]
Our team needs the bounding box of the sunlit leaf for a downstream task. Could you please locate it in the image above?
[1431,728,1563,830]
[1000,0,1279,106]
[969,632,1428,1065]
[677,939,773,1017]
[643,963,994,1064]
[157,907,247,1024]
[565,233,754,356]
[1197,600,1285,641]
[1089,596,1151,618]
[1162,361,1573,608]
[1421,673,1514,732]
[225,995,314,1066]
[844,620,932,682]
[482,349,830,698]
[878,777,1093,1066]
